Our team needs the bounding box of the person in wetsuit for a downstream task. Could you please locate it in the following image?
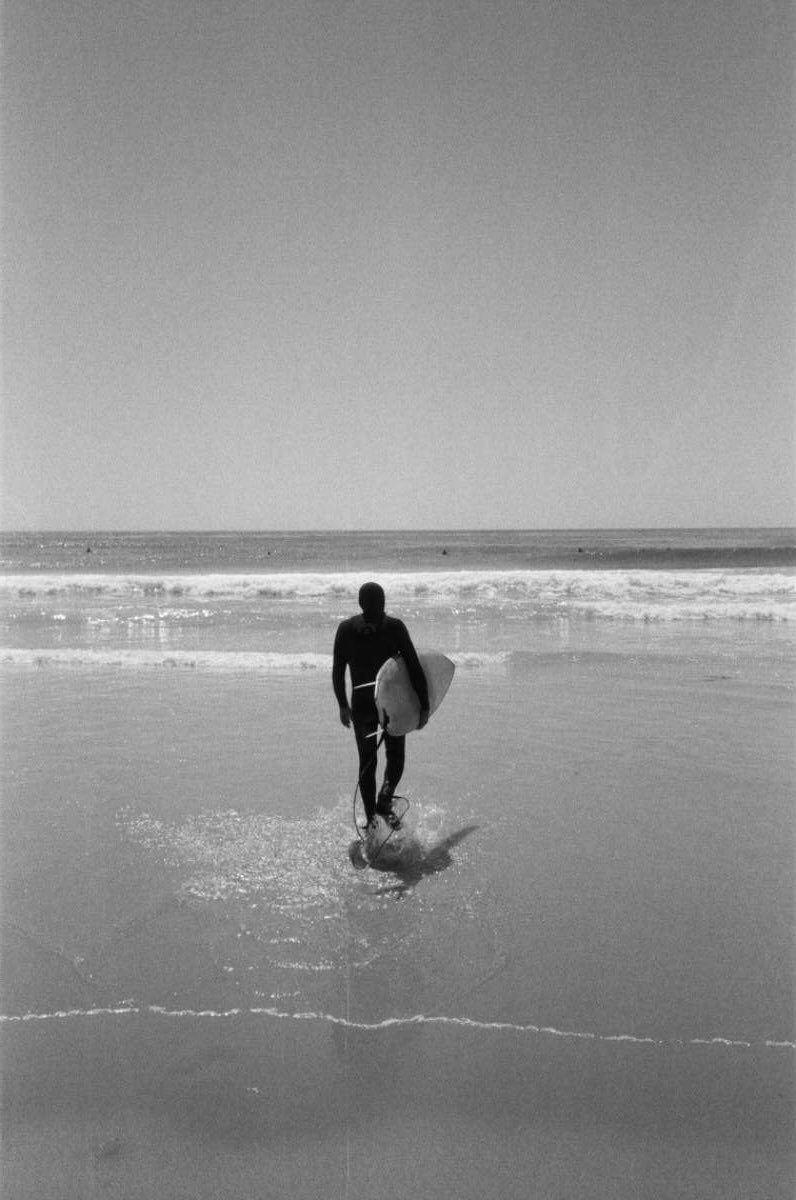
[333,582,429,829]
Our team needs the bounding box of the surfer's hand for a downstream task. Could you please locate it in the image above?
[417,708,430,730]
[339,706,352,728]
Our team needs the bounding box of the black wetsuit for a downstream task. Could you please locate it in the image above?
[332,614,429,822]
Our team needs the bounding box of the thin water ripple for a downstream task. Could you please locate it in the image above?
[0,1003,792,1051]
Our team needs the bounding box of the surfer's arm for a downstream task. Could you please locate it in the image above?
[397,623,430,715]
[332,626,351,722]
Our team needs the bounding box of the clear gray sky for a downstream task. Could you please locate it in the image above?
[3,0,793,530]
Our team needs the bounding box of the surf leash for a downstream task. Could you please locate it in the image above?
[350,726,411,865]
[352,728,385,843]
[348,679,412,863]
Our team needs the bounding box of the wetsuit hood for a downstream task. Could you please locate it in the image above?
[358,581,385,624]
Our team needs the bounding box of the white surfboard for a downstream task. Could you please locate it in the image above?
[375,651,455,736]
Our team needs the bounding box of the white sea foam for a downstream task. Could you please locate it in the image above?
[0,1003,791,1051]
[0,648,516,671]
[0,649,334,671]
[1,569,794,620]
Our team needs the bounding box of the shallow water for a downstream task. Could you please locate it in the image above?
[2,641,794,1196]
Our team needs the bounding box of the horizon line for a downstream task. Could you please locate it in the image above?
[2,524,794,536]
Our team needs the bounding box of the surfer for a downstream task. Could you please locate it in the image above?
[333,582,429,829]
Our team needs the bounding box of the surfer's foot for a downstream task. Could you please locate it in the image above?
[374,805,401,830]
[375,780,401,828]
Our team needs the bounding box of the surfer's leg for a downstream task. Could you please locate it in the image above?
[353,719,378,823]
[377,733,405,807]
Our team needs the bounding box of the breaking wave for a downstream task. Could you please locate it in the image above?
[1,569,794,621]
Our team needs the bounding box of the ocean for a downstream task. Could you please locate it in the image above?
[1,530,794,1198]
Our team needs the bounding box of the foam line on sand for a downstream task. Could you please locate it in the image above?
[0,1005,793,1051]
